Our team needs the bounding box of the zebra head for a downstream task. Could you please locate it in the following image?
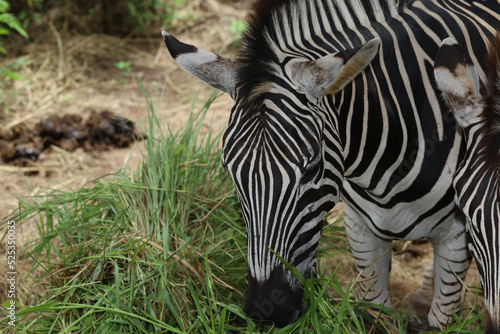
[435,37,500,333]
[162,31,380,326]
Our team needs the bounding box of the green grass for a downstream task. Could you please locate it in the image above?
[1,85,485,333]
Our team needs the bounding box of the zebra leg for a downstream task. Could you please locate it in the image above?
[427,221,471,328]
[344,205,392,306]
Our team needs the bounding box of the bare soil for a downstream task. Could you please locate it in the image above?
[0,0,482,327]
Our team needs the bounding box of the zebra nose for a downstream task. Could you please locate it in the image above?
[242,267,303,327]
[243,298,302,327]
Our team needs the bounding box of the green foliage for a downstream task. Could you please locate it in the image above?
[114,60,131,71]
[0,56,27,81]
[0,56,29,116]
[125,0,186,33]
[114,60,131,84]
[0,0,28,55]
[15,0,49,27]
[2,88,246,333]
[9,0,187,37]
[229,19,246,47]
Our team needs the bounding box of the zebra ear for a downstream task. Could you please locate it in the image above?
[162,31,238,99]
[434,37,484,128]
[289,38,380,103]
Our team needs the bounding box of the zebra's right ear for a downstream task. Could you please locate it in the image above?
[288,38,381,103]
[162,31,238,99]
[434,37,484,128]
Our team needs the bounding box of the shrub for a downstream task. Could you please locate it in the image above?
[0,0,28,54]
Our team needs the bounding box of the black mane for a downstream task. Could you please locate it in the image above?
[480,29,500,170]
[235,0,412,102]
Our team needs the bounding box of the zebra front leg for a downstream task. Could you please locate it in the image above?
[428,223,471,329]
[344,205,392,306]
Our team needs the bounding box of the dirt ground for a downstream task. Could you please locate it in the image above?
[1,0,244,210]
[0,0,482,327]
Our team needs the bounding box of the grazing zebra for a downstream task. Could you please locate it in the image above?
[162,0,500,328]
[434,34,500,334]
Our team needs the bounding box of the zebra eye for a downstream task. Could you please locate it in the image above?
[301,159,322,184]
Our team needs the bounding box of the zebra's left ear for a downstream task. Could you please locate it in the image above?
[288,38,381,103]
[162,31,238,99]
[434,37,484,128]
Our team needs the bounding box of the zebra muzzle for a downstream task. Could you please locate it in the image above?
[242,265,304,327]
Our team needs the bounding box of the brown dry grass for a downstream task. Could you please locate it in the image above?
[0,0,245,207]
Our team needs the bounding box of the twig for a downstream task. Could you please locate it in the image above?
[48,21,66,80]
[0,166,59,173]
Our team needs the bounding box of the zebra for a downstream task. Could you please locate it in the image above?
[434,34,500,334]
[162,0,500,328]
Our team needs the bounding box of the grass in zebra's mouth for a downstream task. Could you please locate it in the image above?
[0,86,486,333]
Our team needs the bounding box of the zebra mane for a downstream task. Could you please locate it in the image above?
[245,0,410,39]
[479,30,500,169]
[235,0,411,102]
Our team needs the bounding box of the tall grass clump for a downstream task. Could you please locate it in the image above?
[1,85,481,333]
[2,88,251,333]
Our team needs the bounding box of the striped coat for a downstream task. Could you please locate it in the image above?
[163,0,500,328]
[435,32,500,334]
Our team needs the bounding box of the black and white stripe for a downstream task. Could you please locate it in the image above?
[435,34,500,334]
[163,0,500,328]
